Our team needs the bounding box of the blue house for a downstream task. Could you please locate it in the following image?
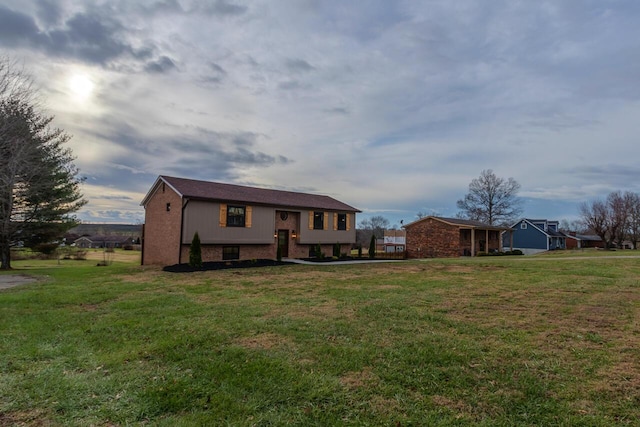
[502,219,566,255]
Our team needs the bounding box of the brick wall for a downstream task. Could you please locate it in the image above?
[406,218,503,258]
[180,244,276,262]
[178,242,339,262]
[406,218,461,258]
[142,183,183,265]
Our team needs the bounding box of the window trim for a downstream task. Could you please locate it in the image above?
[226,205,246,227]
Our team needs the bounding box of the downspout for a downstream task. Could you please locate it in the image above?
[140,223,145,265]
[179,198,189,264]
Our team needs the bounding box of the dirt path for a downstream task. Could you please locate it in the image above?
[0,275,37,290]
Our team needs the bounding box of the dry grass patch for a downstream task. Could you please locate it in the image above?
[234,332,294,351]
[339,366,379,389]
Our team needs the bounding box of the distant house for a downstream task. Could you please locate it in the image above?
[564,232,581,250]
[383,229,406,253]
[140,176,360,265]
[403,216,509,258]
[574,234,605,249]
[74,235,136,249]
[502,219,566,255]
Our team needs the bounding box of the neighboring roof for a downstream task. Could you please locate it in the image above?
[562,232,580,241]
[547,229,565,238]
[403,216,508,230]
[75,235,134,243]
[576,234,603,241]
[509,218,566,238]
[141,176,361,212]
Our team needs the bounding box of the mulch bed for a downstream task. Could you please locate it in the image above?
[163,259,294,272]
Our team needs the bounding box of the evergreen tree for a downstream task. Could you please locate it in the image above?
[189,232,202,268]
[368,234,376,259]
[1,58,85,269]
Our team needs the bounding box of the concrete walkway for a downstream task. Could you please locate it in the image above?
[283,258,404,266]
[0,274,37,290]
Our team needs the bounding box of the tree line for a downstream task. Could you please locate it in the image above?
[359,169,640,252]
[579,191,640,249]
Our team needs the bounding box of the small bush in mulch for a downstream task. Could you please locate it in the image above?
[163,259,294,272]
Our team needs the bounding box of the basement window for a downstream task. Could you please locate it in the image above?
[223,246,240,260]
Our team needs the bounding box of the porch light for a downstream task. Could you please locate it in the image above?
[274,230,278,239]
[291,230,297,239]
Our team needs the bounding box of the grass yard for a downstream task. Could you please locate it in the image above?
[0,254,639,426]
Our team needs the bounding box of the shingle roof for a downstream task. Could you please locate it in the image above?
[146,176,360,212]
[404,216,508,230]
[576,234,603,241]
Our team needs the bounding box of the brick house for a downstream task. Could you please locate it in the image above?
[403,216,510,258]
[140,176,360,265]
[75,235,136,249]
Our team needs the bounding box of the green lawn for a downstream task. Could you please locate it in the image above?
[1,254,639,426]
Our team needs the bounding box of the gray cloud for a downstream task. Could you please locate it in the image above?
[144,56,177,73]
[200,0,247,16]
[0,5,40,44]
[4,0,640,224]
[0,4,158,67]
[36,0,63,26]
[285,58,315,73]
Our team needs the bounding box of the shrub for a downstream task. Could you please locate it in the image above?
[368,235,376,259]
[34,243,59,256]
[315,243,324,259]
[276,245,282,262]
[189,232,202,268]
[333,243,341,258]
[358,245,363,258]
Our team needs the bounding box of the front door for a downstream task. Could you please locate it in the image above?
[277,230,289,257]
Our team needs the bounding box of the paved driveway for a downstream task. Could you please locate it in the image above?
[0,274,37,290]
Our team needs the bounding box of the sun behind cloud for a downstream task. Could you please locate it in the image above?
[68,73,94,101]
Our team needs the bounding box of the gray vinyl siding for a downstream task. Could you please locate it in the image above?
[182,201,275,244]
[297,211,356,244]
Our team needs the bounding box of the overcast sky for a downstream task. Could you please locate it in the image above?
[2,0,640,227]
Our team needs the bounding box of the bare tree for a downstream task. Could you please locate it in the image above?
[608,191,629,249]
[456,169,522,225]
[559,219,585,233]
[357,215,390,247]
[579,198,614,249]
[626,192,640,249]
[1,57,86,269]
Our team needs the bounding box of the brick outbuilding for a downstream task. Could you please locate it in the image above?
[403,216,510,258]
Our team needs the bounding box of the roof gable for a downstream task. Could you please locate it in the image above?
[141,176,360,212]
[511,218,565,238]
